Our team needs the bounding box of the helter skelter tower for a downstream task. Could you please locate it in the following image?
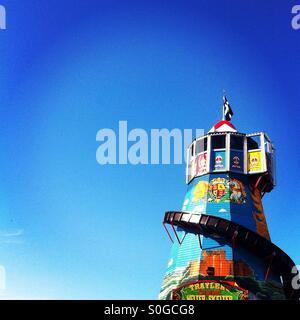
[159,97,299,300]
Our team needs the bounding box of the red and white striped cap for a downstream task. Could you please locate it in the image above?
[208,120,237,133]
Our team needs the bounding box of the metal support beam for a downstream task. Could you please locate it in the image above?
[198,234,203,250]
[170,221,186,245]
[162,222,174,243]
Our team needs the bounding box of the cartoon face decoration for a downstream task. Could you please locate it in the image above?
[192,181,209,202]
[251,157,258,164]
[229,179,246,204]
[196,153,207,176]
[248,151,262,172]
[200,157,206,168]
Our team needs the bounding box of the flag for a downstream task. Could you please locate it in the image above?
[223,96,234,121]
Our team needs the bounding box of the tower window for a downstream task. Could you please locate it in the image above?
[230,135,244,150]
[211,135,226,149]
[247,136,260,150]
[195,137,207,154]
[191,143,194,157]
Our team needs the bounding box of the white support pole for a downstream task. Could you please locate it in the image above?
[186,145,190,184]
[207,135,212,173]
[226,134,230,172]
[260,133,267,172]
[244,135,248,174]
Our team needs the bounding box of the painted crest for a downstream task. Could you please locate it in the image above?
[208,177,229,202]
[172,280,249,300]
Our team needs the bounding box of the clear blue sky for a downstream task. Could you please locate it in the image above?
[0,0,299,299]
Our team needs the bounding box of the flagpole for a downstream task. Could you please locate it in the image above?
[222,90,226,121]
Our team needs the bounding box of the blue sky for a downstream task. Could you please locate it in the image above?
[0,0,299,299]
